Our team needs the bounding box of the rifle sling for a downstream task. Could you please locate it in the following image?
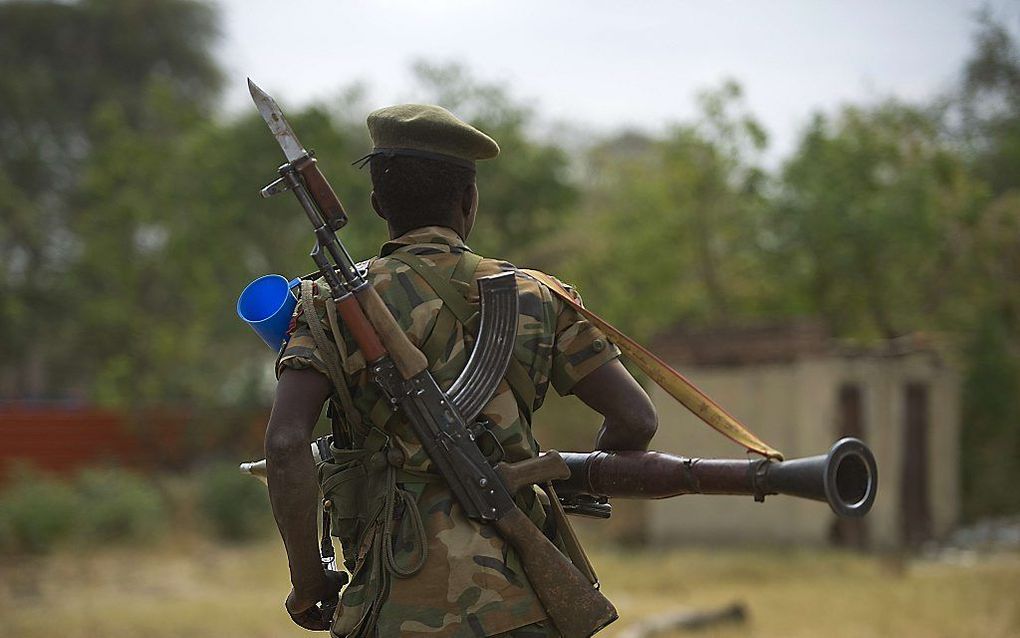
[520,269,784,460]
[300,280,363,441]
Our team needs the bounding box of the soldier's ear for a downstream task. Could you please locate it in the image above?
[462,183,478,238]
[371,191,385,220]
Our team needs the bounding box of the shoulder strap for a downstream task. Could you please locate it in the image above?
[387,251,478,326]
[520,269,783,460]
[300,280,363,441]
[451,249,483,296]
[387,251,537,416]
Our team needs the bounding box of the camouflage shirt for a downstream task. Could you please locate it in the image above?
[278,226,619,637]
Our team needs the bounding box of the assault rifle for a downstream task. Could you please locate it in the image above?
[247,80,616,638]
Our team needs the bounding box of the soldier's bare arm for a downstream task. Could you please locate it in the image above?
[264,366,336,614]
[572,359,657,451]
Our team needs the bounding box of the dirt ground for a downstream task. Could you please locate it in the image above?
[1,539,1017,638]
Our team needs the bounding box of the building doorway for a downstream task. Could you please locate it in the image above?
[830,383,869,548]
[900,382,933,548]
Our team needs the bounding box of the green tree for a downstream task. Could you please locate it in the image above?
[774,102,985,339]
[953,13,1020,518]
[955,13,1020,337]
[561,81,772,339]
[961,311,1020,518]
[772,14,1020,518]
[0,0,222,400]
[959,11,1020,194]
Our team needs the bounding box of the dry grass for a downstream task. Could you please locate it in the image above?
[595,546,1020,638]
[1,539,1017,638]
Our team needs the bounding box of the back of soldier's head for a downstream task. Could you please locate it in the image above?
[362,103,499,235]
[370,155,475,232]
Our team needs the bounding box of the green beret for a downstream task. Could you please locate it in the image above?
[361,104,499,169]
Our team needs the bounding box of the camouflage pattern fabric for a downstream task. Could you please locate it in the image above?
[488,620,560,638]
[277,225,620,637]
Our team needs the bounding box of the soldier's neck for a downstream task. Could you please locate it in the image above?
[388,216,467,241]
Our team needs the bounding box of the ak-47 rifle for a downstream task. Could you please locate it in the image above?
[247,80,617,638]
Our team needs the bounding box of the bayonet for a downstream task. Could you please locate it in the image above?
[249,78,348,231]
[248,78,306,162]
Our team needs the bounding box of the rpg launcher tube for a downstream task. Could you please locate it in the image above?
[555,437,877,518]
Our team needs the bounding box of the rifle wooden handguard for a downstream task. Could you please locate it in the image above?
[353,284,428,378]
[334,294,386,363]
[294,155,347,229]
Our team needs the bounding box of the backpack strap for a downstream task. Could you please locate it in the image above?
[299,280,364,443]
[417,250,481,366]
[386,250,537,419]
[388,251,479,326]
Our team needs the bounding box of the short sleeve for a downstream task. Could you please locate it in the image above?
[549,279,620,395]
[275,282,334,380]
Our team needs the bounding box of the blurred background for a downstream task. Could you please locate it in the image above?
[1,1,1019,636]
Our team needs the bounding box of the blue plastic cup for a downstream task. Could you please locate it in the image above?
[237,274,300,351]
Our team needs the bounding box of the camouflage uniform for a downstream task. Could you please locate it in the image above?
[277,225,619,637]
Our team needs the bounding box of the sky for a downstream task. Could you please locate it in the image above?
[215,0,1020,163]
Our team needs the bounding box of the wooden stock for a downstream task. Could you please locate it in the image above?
[353,284,428,378]
[295,156,347,228]
[494,508,617,637]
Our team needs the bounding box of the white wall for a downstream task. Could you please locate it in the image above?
[645,350,959,549]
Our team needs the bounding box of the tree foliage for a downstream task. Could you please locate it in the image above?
[0,0,222,400]
[960,11,1020,194]
[953,13,1020,518]
[561,82,772,338]
[775,102,986,339]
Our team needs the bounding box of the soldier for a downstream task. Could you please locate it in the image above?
[265,104,658,637]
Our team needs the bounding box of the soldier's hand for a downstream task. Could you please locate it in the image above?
[285,569,347,631]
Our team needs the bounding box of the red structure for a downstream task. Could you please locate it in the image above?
[0,405,269,482]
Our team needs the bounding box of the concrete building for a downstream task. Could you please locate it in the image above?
[640,322,960,550]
